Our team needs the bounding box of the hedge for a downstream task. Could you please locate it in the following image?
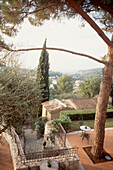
[60,109,113,121]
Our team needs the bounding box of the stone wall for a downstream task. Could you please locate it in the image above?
[3,126,80,170]
[3,127,29,170]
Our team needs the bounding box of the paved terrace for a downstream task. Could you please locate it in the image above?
[67,128,113,170]
[0,129,113,170]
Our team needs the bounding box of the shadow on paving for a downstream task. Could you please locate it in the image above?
[67,129,113,170]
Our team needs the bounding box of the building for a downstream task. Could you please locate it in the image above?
[42,99,74,120]
[73,80,83,92]
[42,98,97,120]
[63,98,97,110]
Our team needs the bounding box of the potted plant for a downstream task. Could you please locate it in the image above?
[47,159,52,168]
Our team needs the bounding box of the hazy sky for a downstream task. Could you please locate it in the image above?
[5,18,111,73]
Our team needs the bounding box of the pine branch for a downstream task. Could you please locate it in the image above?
[90,0,113,15]
[105,29,113,32]
[66,0,112,47]
[21,2,67,15]
[11,47,106,65]
[20,2,68,20]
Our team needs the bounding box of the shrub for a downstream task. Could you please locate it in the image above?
[51,129,58,133]
[52,114,71,132]
[35,117,48,138]
[60,114,71,131]
[52,119,61,130]
[60,109,113,121]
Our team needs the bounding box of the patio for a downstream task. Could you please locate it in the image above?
[67,128,113,170]
[0,128,113,170]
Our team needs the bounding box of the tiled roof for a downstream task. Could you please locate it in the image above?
[42,98,98,113]
[42,99,73,113]
[63,98,97,110]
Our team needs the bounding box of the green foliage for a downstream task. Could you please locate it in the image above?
[60,110,95,120]
[52,114,71,132]
[0,0,113,38]
[35,117,48,138]
[58,92,76,99]
[60,114,71,131]
[36,39,49,114]
[0,60,41,134]
[79,77,101,98]
[101,55,107,62]
[49,69,103,100]
[51,129,58,133]
[49,74,74,100]
[52,119,62,132]
[69,118,113,132]
[50,90,77,100]
[60,109,113,121]
[36,117,44,136]
[56,74,73,93]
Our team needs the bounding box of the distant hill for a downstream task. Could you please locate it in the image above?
[8,67,102,80]
[71,68,102,80]
[49,68,102,80]
[78,68,102,73]
[18,69,63,78]
[49,70,62,77]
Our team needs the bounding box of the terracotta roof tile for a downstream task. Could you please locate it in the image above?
[42,99,73,113]
[63,98,97,110]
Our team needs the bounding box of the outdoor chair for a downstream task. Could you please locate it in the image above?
[82,132,90,143]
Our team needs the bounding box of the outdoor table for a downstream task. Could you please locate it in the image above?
[80,125,91,132]
[40,159,59,170]
[80,126,91,141]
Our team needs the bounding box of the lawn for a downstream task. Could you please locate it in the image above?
[69,118,113,132]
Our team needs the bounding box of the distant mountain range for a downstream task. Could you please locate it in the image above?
[49,68,102,80]
[20,67,103,80]
[0,66,102,80]
[78,68,102,73]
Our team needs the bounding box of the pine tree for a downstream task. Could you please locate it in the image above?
[36,39,49,114]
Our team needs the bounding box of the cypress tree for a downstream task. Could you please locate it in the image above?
[36,39,49,114]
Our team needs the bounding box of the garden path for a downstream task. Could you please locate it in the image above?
[22,128,44,153]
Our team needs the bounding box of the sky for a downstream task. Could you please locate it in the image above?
[4,17,111,73]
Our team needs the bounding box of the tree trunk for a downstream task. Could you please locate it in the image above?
[66,0,113,158]
[91,44,113,158]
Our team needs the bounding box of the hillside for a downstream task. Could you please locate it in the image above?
[2,67,102,80]
[71,68,102,80]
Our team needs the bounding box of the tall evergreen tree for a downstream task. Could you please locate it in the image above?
[36,39,49,114]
